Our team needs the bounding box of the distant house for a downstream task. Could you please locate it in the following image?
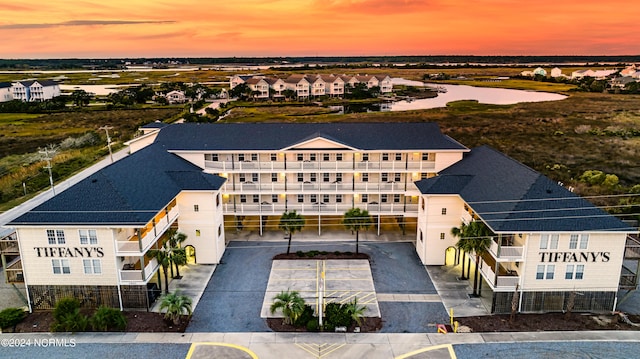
[12,80,61,102]
[165,90,186,104]
[520,70,534,77]
[318,75,345,97]
[284,75,310,98]
[550,67,563,78]
[309,76,326,97]
[610,77,636,88]
[244,78,270,99]
[533,67,547,76]
[621,65,636,77]
[0,82,12,102]
[571,69,595,79]
[229,75,253,89]
[264,77,286,98]
[374,75,393,93]
[592,70,617,79]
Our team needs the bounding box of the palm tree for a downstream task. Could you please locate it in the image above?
[159,292,193,325]
[453,221,493,297]
[167,229,187,279]
[344,298,367,326]
[279,210,305,254]
[451,224,469,279]
[342,208,373,254]
[270,290,305,325]
[147,242,171,294]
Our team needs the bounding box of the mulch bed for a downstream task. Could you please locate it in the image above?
[458,313,640,332]
[12,311,189,333]
[267,317,382,333]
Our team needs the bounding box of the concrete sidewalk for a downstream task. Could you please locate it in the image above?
[3,330,640,359]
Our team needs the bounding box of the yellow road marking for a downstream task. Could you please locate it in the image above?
[185,342,258,359]
[395,344,457,359]
[295,342,346,358]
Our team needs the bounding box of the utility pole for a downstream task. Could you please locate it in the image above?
[99,125,114,163]
[39,146,57,195]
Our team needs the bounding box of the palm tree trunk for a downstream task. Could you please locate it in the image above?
[286,233,292,254]
[460,251,467,279]
[356,230,359,254]
[163,266,170,295]
[175,262,181,279]
[472,254,480,296]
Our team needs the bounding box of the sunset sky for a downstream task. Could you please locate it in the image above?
[1,0,638,58]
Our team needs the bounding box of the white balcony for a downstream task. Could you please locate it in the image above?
[115,205,178,255]
[119,257,158,283]
[475,256,519,291]
[488,239,524,261]
[204,160,436,173]
[223,202,418,215]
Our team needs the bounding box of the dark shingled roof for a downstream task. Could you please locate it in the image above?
[10,145,225,226]
[415,146,632,233]
[0,82,12,89]
[153,122,468,151]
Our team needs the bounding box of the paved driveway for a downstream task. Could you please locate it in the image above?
[186,240,448,333]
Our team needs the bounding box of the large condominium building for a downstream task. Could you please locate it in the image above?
[4,122,637,314]
[11,80,61,102]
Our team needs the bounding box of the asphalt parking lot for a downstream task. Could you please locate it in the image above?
[186,240,449,333]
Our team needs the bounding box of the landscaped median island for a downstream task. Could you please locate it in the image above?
[458,312,640,332]
[265,250,382,333]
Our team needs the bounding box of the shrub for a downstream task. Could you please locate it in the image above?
[306,319,319,332]
[294,305,315,327]
[324,302,352,331]
[296,251,305,257]
[53,298,81,322]
[0,308,27,331]
[51,297,88,332]
[90,306,127,331]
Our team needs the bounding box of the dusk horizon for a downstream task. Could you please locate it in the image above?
[2,1,638,58]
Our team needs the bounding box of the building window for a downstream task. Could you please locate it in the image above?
[381,194,388,203]
[194,205,199,212]
[323,173,330,182]
[323,153,330,161]
[546,265,555,279]
[47,229,65,245]
[79,229,98,245]
[362,194,368,203]
[205,154,218,161]
[569,234,578,249]
[565,264,584,279]
[579,234,589,249]
[83,259,102,275]
[336,173,342,182]
[251,153,258,161]
[362,173,369,182]
[297,173,304,182]
[310,173,317,182]
[240,195,247,203]
[196,229,201,236]
[272,173,278,182]
[238,154,245,161]
[253,195,259,203]
[250,173,257,182]
[441,208,447,215]
[271,153,277,161]
[536,265,544,280]
[395,153,402,161]
[421,173,428,179]
[422,153,429,161]
[336,195,343,203]
[394,173,401,182]
[536,265,554,280]
[382,153,389,161]
[394,194,401,203]
[382,173,388,182]
[336,154,343,161]
[239,173,246,182]
[323,194,330,203]
[540,234,559,250]
[440,233,445,240]
[362,153,369,161]
[297,154,304,161]
[310,154,316,161]
[52,259,71,274]
[297,195,304,203]
[310,194,317,203]
[272,194,278,203]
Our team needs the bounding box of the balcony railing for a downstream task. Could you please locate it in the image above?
[4,258,24,283]
[115,205,179,255]
[489,240,524,261]
[222,181,410,193]
[204,160,436,172]
[0,239,19,254]
[223,202,418,215]
[119,257,158,282]
[475,256,519,290]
